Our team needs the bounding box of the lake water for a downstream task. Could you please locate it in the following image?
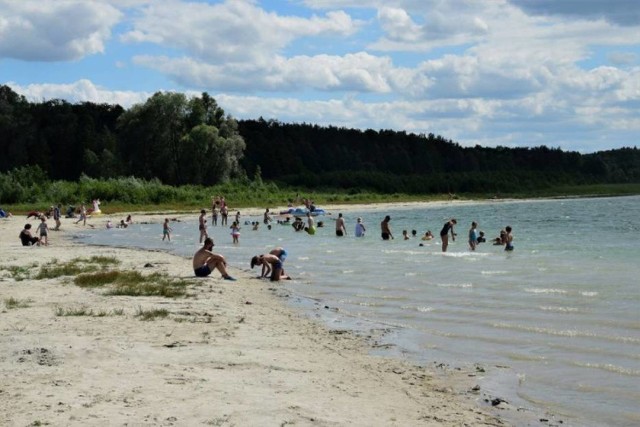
[79,196,640,426]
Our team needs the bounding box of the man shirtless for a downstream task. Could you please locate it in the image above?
[192,237,236,280]
[335,213,347,236]
[250,247,290,281]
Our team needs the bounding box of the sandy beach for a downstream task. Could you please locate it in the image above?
[0,211,505,426]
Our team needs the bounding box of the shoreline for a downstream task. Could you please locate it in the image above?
[0,212,509,426]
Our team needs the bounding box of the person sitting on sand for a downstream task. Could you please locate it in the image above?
[250,247,290,281]
[19,224,40,246]
[0,208,12,218]
[192,237,236,280]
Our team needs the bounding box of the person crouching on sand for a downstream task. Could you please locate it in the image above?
[251,247,289,281]
[192,237,236,281]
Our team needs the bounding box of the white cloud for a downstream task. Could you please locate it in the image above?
[0,0,121,61]
[120,0,360,64]
[133,52,396,93]
[7,80,151,108]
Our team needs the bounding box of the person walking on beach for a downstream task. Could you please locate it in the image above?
[381,215,393,240]
[504,226,514,251]
[53,204,61,231]
[37,217,49,245]
[250,247,289,281]
[198,209,208,243]
[354,217,366,237]
[335,213,347,236]
[192,237,236,280]
[162,218,172,241]
[75,204,87,226]
[468,221,478,251]
[440,218,457,252]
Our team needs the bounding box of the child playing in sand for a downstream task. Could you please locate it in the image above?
[36,217,49,246]
[162,218,172,241]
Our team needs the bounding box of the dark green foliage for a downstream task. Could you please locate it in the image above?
[0,85,638,200]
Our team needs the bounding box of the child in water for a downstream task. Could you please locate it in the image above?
[162,218,172,241]
[230,221,241,244]
[468,221,478,251]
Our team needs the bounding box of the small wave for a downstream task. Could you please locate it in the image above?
[437,283,473,288]
[481,270,508,275]
[492,322,640,344]
[538,306,579,313]
[524,288,567,294]
[342,270,354,274]
[401,305,434,313]
[298,257,310,261]
[581,291,599,297]
[571,361,640,377]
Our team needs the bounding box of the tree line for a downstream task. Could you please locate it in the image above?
[1,84,638,198]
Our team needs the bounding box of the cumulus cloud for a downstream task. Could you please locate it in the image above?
[7,80,151,108]
[120,0,360,64]
[0,0,121,61]
[132,52,396,93]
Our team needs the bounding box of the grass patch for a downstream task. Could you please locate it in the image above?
[135,306,169,321]
[4,297,33,309]
[2,264,37,281]
[35,257,120,280]
[55,306,125,317]
[74,270,123,288]
[74,270,192,298]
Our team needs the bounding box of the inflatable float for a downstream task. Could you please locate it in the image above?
[87,199,102,215]
[279,207,326,216]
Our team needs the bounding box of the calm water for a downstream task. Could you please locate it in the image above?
[80,196,640,426]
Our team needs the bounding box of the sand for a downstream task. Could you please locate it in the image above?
[0,212,505,426]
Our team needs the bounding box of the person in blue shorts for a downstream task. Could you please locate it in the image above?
[250,247,289,281]
[504,226,514,251]
[192,237,235,280]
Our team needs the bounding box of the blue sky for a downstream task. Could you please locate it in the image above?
[1,0,639,153]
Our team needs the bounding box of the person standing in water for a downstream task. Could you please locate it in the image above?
[504,226,514,251]
[468,221,478,251]
[380,215,393,240]
[335,213,347,236]
[162,218,172,241]
[198,209,208,243]
[306,212,316,235]
[354,217,366,237]
[440,218,457,252]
